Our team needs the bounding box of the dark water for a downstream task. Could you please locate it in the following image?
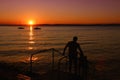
[0,26,120,79]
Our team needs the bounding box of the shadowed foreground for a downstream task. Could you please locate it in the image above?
[0,64,82,80]
[0,48,92,80]
[0,59,91,80]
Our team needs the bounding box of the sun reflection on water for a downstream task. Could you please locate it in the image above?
[28,26,35,50]
[24,57,39,62]
[28,47,33,50]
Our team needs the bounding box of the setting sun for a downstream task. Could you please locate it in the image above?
[28,20,34,25]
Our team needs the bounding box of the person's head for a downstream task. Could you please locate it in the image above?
[73,36,78,42]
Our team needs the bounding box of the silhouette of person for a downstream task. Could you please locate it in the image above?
[79,56,89,80]
[63,36,84,73]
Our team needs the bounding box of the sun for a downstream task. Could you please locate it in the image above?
[28,20,34,25]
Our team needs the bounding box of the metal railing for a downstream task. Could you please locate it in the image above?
[29,48,63,73]
[57,54,97,80]
[29,48,96,80]
[58,56,68,72]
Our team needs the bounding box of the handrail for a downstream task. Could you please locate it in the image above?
[58,56,68,72]
[29,48,63,73]
[52,48,63,55]
[58,56,97,80]
[29,48,95,80]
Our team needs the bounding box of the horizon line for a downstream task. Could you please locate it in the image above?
[0,23,120,26]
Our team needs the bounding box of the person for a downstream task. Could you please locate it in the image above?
[63,36,84,73]
[79,56,89,80]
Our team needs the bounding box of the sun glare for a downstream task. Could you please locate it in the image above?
[28,20,34,25]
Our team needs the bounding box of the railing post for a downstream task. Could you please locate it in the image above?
[52,48,55,71]
[30,54,33,74]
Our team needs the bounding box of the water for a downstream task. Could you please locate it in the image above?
[0,26,120,79]
[0,26,120,59]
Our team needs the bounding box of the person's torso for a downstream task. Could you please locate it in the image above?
[68,41,79,55]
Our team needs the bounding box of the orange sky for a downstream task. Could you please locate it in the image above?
[0,0,120,24]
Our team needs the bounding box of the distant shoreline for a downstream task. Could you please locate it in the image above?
[0,24,120,26]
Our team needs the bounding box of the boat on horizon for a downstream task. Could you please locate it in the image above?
[18,27,24,29]
[34,27,41,30]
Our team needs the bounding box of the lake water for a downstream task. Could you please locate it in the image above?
[0,26,120,79]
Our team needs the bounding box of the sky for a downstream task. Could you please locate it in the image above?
[0,0,120,24]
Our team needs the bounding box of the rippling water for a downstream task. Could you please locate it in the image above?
[0,26,120,62]
[0,26,120,48]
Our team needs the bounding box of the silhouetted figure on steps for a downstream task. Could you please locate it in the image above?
[79,55,89,80]
[63,36,84,74]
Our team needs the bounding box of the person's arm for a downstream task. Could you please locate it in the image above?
[78,44,84,56]
[63,42,69,56]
